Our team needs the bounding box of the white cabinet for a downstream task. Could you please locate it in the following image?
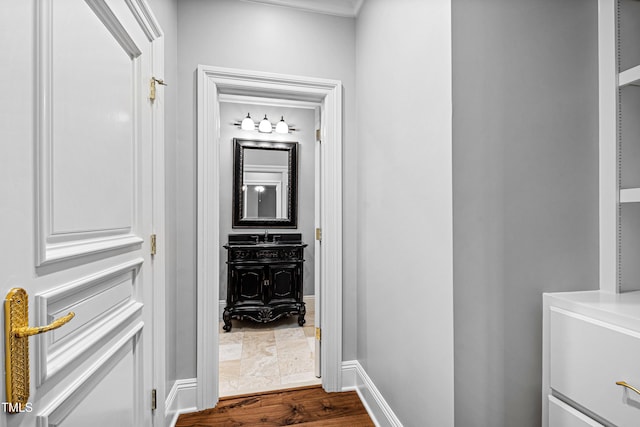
[544,293,640,426]
[544,1,640,425]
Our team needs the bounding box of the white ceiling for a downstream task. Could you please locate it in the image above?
[239,0,363,18]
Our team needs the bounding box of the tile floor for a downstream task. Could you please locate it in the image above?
[218,304,320,397]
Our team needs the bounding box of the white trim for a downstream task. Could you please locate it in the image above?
[36,322,144,427]
[239,0,361,18]
[219,93,318,110]
[196,66,221,411]
[197,65,343,410]
[34,258,144,384]
[151,32,167,426]
[35,0,145,266]
[163,364,403,427]
[341,360,403,427]
[318,70,343,392]
[165,379,198,427]
[124,0,164,41]
[313,106,321,378]
[85,0,142,57]
[598,0,619,293]
[244,164,289,174]
[41,235,145,266]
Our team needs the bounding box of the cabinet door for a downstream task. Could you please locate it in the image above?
[267,264,301,302]
[233,265,265,304]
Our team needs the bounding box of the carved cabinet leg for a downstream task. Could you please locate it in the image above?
[298,304,306,326]
[223,309,232,332]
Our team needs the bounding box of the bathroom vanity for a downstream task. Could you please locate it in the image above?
[223,233,307,332]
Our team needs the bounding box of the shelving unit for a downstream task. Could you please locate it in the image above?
[542,1,640,425]
[618,60,640,206]
[618,65,640,87]
[617,0,640,292]
[619,188,640,203]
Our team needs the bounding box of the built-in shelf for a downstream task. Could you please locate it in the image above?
[619,65,640,87]
[620,187,640,203]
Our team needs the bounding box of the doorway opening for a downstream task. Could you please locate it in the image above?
[196,66,343,410]
[217,99,320,396]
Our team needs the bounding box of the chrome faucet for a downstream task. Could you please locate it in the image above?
[264,229,269,241]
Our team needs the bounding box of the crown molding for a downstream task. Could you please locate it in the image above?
[240,0,362,18]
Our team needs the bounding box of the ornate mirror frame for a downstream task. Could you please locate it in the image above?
[232,138,298,228]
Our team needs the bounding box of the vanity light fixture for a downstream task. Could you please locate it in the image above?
[258,115,272,133]
[241,113,255,131]
[234,114,296,133]
[275,116,289,134]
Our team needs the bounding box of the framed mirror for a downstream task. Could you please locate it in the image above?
[232,138,298,228]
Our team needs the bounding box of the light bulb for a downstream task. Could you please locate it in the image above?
[241,113,255,130]
[258,115,272,133]
[275,116,289,134]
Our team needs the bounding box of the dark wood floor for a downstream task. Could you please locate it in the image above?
[175,385,375,426]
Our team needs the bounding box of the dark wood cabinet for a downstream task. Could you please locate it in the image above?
[223,234,307,332]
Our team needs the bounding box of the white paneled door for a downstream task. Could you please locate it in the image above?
[0,0,163,425]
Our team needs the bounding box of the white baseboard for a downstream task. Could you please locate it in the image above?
[218,295,315,320]
[165,378,197,427]
[165,359,398,427]
[341,360,403,427]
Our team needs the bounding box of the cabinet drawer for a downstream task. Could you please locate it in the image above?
[548,395,603,427]
[227,247,303,262]
[550,308,640,426]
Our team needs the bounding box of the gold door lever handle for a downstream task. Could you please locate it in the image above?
[5,288,75,411]
[616,381,640,395]
[13,312,74,337]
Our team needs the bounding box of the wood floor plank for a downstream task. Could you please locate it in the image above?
[297,414,375,426]
[176,385,374,427]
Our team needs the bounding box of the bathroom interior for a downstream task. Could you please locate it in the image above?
[217,100,320,396]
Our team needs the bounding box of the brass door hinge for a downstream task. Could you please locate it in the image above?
[315,228,322,242]
[316,128,321,143]
[315,327,321,341]
[149,77,167,101]
[151,388,157,411]
[150,234,157,256]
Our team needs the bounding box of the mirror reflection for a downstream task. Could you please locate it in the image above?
[242,148,289,219]
[233,138,298,228]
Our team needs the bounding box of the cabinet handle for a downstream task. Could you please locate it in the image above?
[616,381,640,396]
[263,280,270,287]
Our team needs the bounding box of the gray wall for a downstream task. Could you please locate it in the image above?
[355,1,455,425]
[452,0,599,426]
[177,0,356,379]
[147,0,179,400]
[168,2,600,423]
[218,103,316,299]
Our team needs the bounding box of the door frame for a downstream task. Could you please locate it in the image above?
[196,65,343,409]
[150,29,167,425]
